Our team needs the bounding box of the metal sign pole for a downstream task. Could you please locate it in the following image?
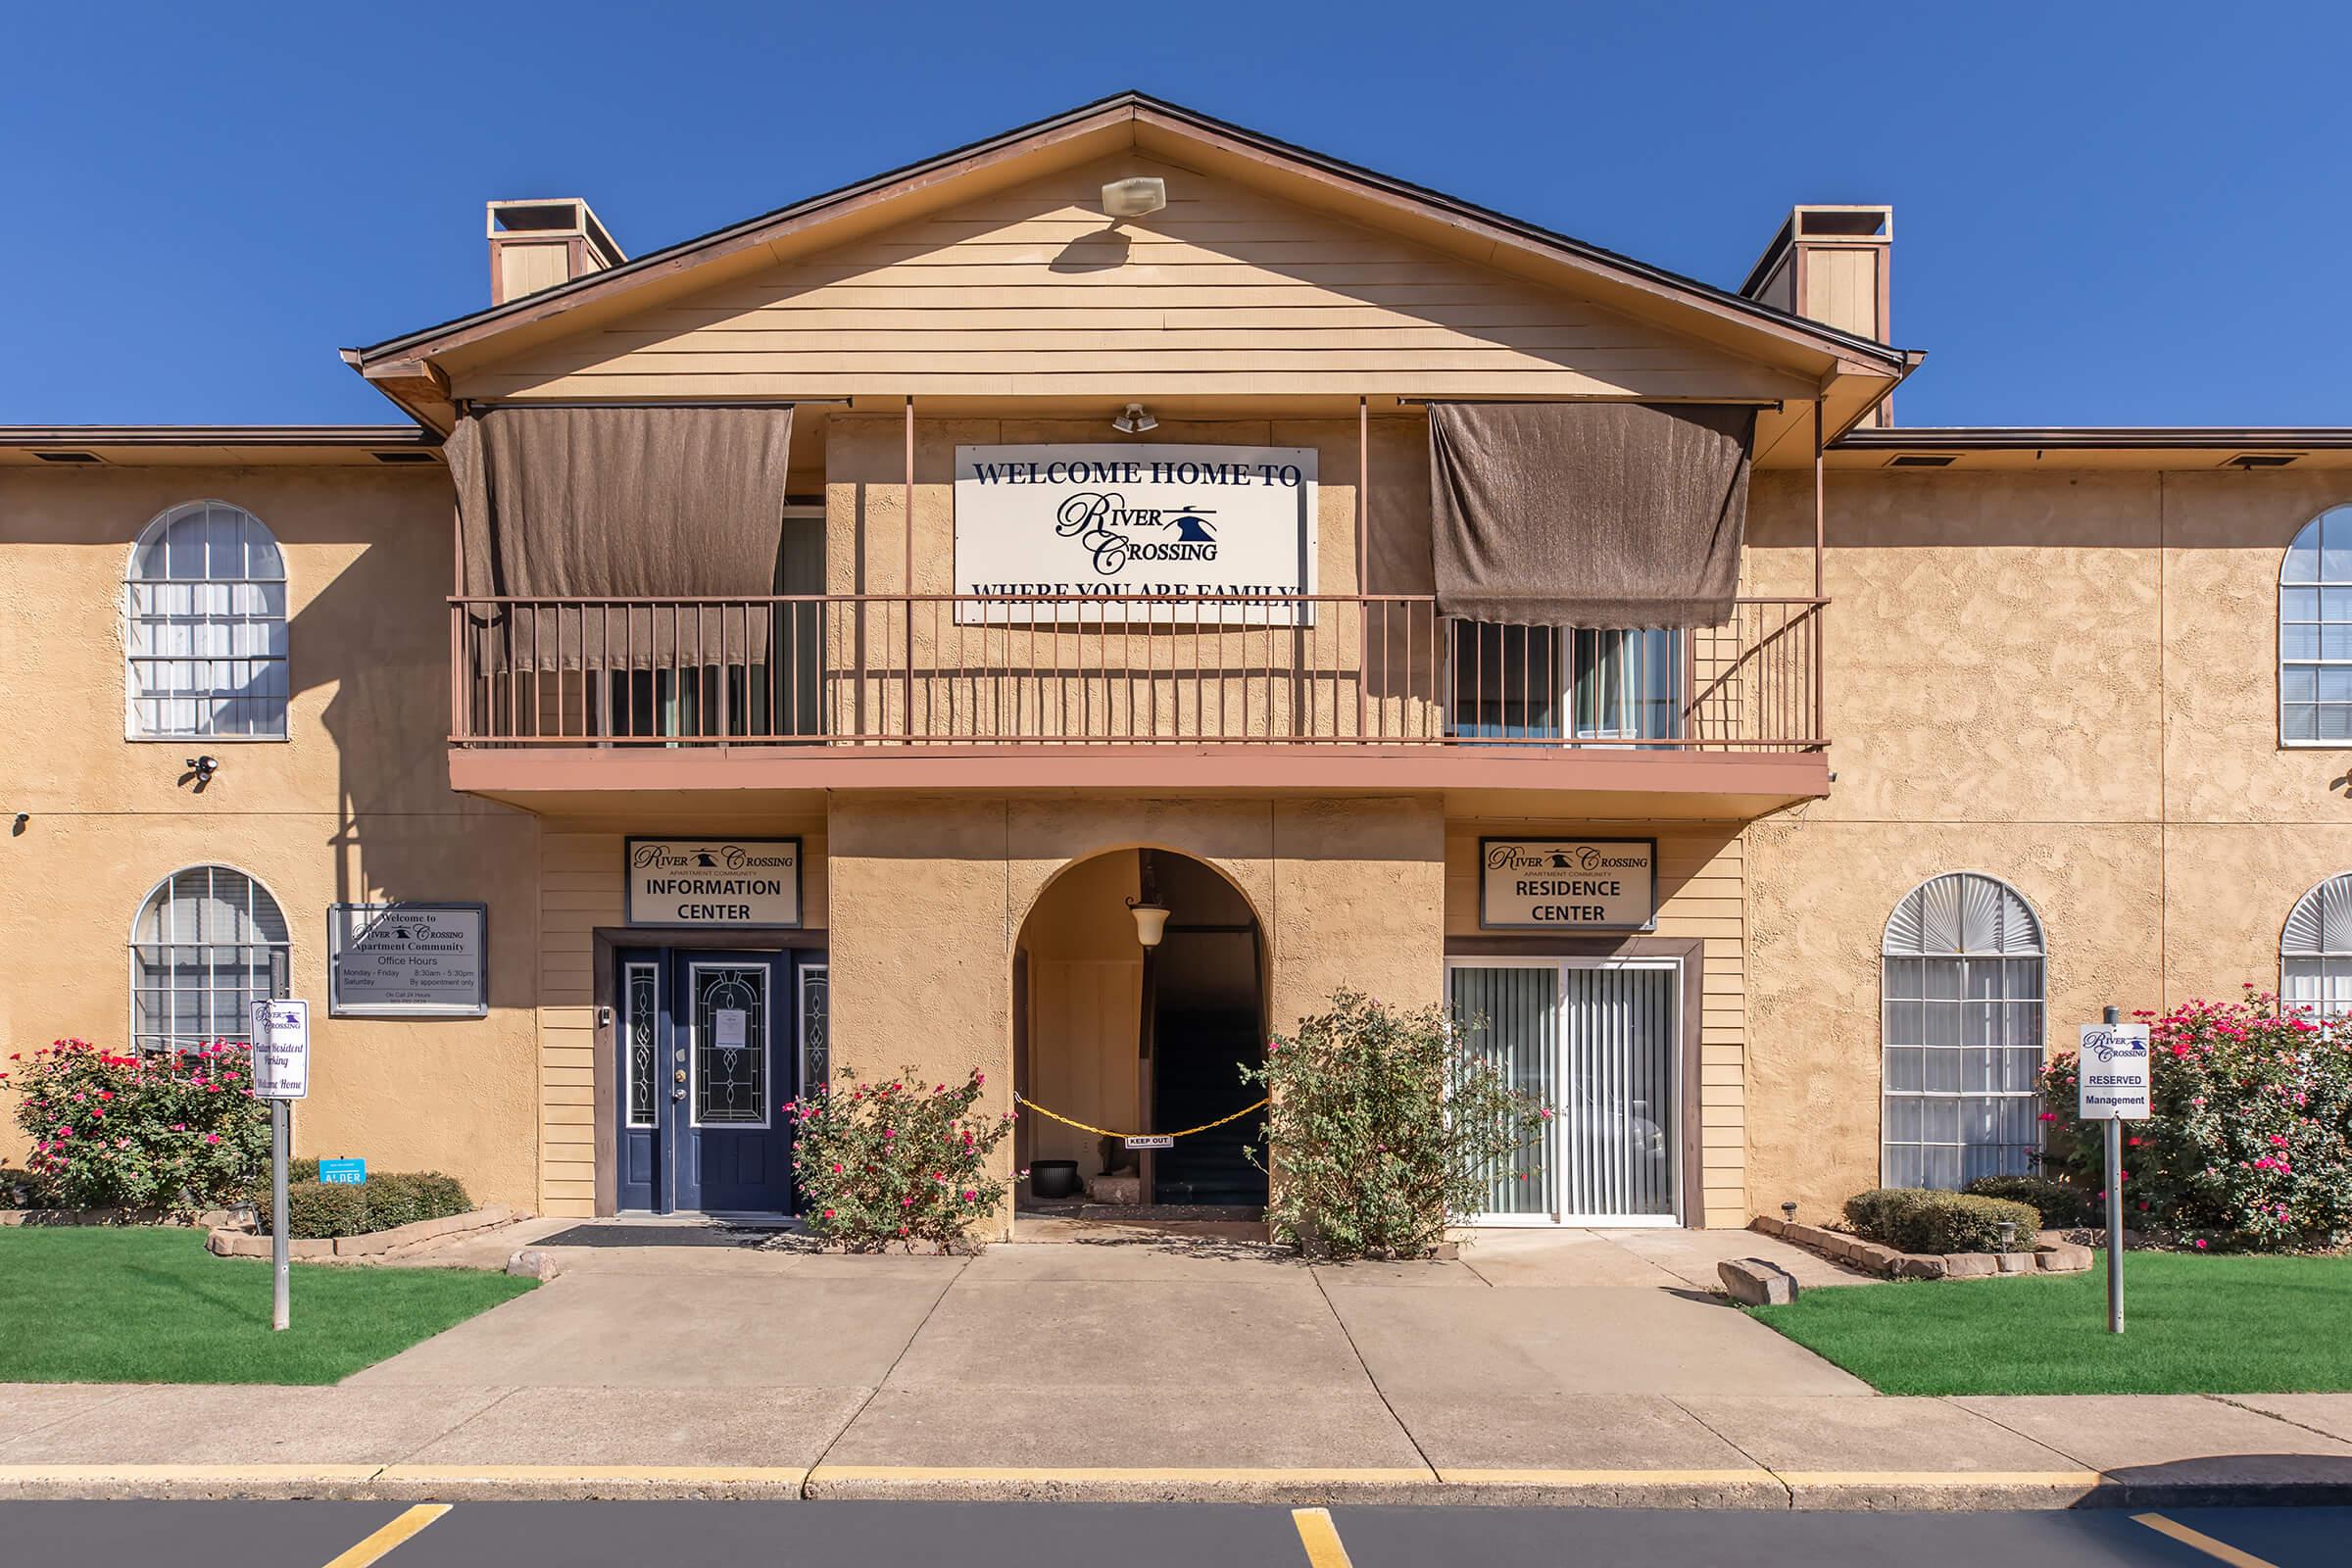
[2102,1004,2124,1335]
[270,1099,290,1332]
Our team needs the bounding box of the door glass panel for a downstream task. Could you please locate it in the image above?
[625,961,658,1128]
[692,964,768,1125]
[1450,964,1556,1216]
[800,965,830,1096]
[1560,965,1677,1219]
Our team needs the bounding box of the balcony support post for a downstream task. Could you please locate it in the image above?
[905,395,916,745]
[1357,396,1371,743]
[1813,397,1827,745]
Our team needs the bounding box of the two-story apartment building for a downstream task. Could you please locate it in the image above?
[8,92,2350,1230]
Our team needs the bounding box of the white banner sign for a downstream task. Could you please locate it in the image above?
[248,999,311,1101]
[328,904,488,1018]
[2078,1022,2152,1119]
[1479,839,1658,931]
[953,443,1318,625]
[626,838,803,927]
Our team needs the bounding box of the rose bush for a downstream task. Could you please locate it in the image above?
[1246,990,1550,1261]
[2039,991,2352,1250]
[2,1040,270,1212]
[787,1065,1014,1251]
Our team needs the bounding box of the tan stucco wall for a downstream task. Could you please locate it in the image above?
[0,466,543,1208]
[825,793,1443,1237]
[1743,468,2352,1222]
[1442,819,1749,1228]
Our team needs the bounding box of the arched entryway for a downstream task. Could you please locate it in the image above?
[1013,848,1268,1216]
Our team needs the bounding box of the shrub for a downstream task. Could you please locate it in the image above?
[1844,1188,2041,1253]
[2039,991,2352,1250]
[1246,990,1549,1261]
[1964,1173,2095,1227]
[256,1170,475,1240]
[788,1065,1013,1252]
[2,1040,270,1212]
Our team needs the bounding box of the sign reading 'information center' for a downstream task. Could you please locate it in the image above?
[626,838,803,927]
[1479,839,1658,931]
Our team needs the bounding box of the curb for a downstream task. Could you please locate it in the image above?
[2,1462,2347,1508]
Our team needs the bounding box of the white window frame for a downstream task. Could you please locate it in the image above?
[1880,871,2046,1192]
[126,864,291,1058]
[1446,953,1684,1229]
[2280,872,2352,1017]
[1443,622,1685,745]
[685,959,772,1131]
[122,500,290,742]
[2279,505,2352,749]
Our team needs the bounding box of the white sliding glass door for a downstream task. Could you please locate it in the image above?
[1448,956,1682,1227]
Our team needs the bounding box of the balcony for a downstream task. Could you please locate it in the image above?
[446,593,1828,811]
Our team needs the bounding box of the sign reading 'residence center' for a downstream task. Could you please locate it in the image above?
[954,444,1318,625]
[1479,839,1658,931]
[626,838,803,928]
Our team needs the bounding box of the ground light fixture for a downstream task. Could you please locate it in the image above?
[1781,1200,1798,1224]
[1126,896,1170,949]
[1112,402,1158,434]
[1996,1219,2018,1254]
[1101,175,1166,219]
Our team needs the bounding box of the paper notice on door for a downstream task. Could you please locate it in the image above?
[713,1008,748,1051]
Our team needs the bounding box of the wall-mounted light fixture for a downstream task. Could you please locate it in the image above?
[1112,403,1157,434]
[1101,176,1167,220]
[1125,896,1170,950]
[183,755,220,789]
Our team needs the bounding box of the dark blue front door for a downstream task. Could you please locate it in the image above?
[616,948,812,1213]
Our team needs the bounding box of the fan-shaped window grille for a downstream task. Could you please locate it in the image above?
[2281,507,2352,746]
[2281,873,2352,1017]
[1881,873,2046,1190]
[129,866,290,1056]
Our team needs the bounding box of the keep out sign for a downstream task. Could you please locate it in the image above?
[626,838,803,927]
[1479,839,1657,931]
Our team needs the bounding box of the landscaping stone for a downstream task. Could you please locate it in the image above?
[1894,1254,1948,1280]
[1717,1257,1798,1306]
[506,1249,561,1280]
[1943,1252,1997,1278]
[1996,1251,2032,1274]
[205,1205,514,1264]
[2035,1242,2092,1273]
[1085,1174,1143,1204]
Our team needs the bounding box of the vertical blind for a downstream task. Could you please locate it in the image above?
[1450,962,1678,1222]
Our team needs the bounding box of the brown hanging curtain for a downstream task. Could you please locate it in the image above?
[448,404,796,670]
[1426,401,1753,628]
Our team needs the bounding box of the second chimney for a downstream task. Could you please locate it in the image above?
[1740,205,1892,424]
[487,198,624,305]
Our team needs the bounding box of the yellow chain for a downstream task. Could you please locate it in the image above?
[1012,1092,1268,1142]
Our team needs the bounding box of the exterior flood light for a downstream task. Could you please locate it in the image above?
[1126,897,1171,949]
[1112,403,1157,434]
[1102,176,1166,219]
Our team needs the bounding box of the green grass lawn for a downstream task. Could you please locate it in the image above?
[1751,1251,2352,1396]
[0,1227,537,1385]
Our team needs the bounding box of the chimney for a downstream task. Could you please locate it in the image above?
[1740,205,1893,425]
[486,198,624,305]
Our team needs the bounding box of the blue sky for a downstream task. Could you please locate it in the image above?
[5,2,2346,427]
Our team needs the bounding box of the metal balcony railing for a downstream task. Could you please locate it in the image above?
[448,593,1826,753]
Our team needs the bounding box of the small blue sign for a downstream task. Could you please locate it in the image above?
[319,1158,367,1186]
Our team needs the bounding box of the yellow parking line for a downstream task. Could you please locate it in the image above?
[322,1503,451,1568]
[1292,1506,1353,1568]
[2133,1512,2278,1568]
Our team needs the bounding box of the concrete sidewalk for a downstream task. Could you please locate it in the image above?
[4,1226,2350,1508]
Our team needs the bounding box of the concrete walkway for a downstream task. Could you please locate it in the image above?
[4,1225,2350,1508]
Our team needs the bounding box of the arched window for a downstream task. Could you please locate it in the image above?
[2280,506,2352,745]
[129,866,290,1056]
[124,501,288,739]
[1881,872,2046,1190]
[2281,872,2352,1016]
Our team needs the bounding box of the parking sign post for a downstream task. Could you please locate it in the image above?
[2079,1004,2151,1336]
[248,1000,312,1332]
